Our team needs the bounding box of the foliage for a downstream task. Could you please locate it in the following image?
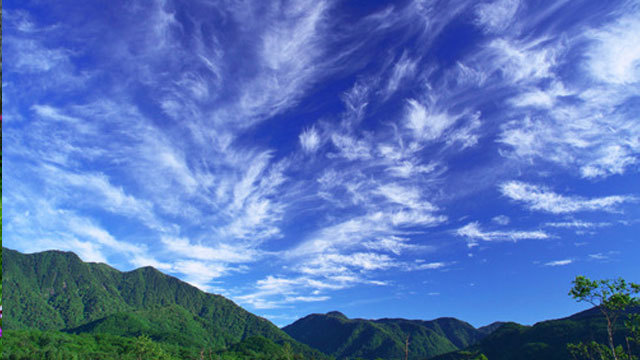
[569,276,640,360]
[0,329,313,360]
[283,311,483,359]
[2,247,328,359]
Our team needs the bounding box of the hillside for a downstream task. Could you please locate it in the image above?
[283,310,486,360]
[1,247,326,359]
[431,308,638,360]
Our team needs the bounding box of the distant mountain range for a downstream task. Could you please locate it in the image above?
[431,307,636,360]
[2,247,633,360]
[283,311,487,359]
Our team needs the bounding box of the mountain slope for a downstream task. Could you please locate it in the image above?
[2,247,326,358]
[283,310,484,360]
[431,308,638,360]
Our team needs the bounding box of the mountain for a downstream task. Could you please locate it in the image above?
[476,322,507,338]
[431,307,638,360]
[1,247,326,359]
[283,310,486,360]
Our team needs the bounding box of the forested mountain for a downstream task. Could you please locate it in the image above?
[431,307,638,360]
[283,310,487,359]
[1,247,327,359]
[3,247,636,360]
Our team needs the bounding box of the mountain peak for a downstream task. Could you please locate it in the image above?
[325,311,347,319]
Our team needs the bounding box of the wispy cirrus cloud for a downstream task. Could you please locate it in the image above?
[474,0,521,34]
[544,220,611,229]
[543,259,573,267]
[457,222,549,248]
[492,3,640,179]
[500,181,637,214]
[4,0,639,321]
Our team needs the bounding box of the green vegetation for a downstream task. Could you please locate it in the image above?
[1,329,315,360]
[568,276,640,360]
[1,248,327,359]
[432,277,640,360]
[3,247,639,360]
[283,311,483,359]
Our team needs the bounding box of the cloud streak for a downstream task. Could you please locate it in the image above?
[500,181,637,214]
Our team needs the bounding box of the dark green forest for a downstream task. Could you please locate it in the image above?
[283,311,483,359]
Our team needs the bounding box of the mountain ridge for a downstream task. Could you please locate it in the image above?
[2,246,327,359]
[283,310,488,359]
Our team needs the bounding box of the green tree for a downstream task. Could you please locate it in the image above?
[133,334,172,360]
[281,342,294,360]
[569,276,640,360]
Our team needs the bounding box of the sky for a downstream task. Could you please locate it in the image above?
[2,0,640,328]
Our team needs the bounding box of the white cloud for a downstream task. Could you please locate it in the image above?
[500,181,636,214]
[234,274,354,309]
[475,0,520,34]
[363,236,427,256]
[375,183,430,210]
[411,262,447,270]
[405,99,456,141]
[41,165,163,231]
[586,13,640,85]
[299,126,321,153]
[68,218,144,255]
[330,133,372,160]
[160,237,259,263]
[236,0,330,122]
[67,239,108,264]
[544,220,610,229]
[488,38,559,83]
[544,259,573,267]
[11,40,71,73]
[291,210,444,258]
[284,295,330,303]
[493,9,640,179]
[172,260,228,292]
[457,221,549,248]
[384,51,417,98]
[492,215,510,225]
[385,159,437,178]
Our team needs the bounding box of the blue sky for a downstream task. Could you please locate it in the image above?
[3,0,640,328]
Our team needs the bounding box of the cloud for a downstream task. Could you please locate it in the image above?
[544,259,573,267]
[291,211,445,258]
[492,215,510,225]
[362,236,429,256]
[375,183,433,210]
[299,126,321,153]
[588,253,608,260]
[475,0,520,34]
[384,51,418,98]
[405,99,457,141]
[544,220,611,229]
[410,261,447,270]
[457,222,549,248]
[330,133,373,160]
[234,275,350,309]
[488,37,560,83]
[586,13,640,85]
[500,181,637,214]
[172,260,229,292]
[492,6,640,179]
[233,0,331,123]
[160,237,259,263]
